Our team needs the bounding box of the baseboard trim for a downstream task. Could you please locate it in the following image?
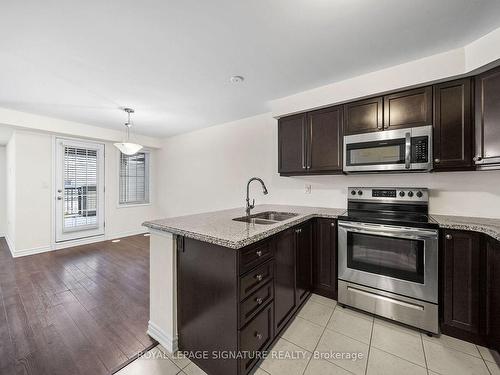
[147,320,178,353]
[10,230,148,258]
[4,234,16,257]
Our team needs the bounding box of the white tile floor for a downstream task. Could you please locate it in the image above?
[116,294,500,375]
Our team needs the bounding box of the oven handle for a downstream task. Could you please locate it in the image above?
[338,221,438,240]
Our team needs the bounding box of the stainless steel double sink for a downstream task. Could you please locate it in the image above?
[233,211,299,225]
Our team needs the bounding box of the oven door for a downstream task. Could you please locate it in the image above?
[338,221,438,303]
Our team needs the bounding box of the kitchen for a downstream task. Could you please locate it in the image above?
[1,2,500,375]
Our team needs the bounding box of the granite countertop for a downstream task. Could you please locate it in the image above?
[431,214,500,242]
[143,204,346,249]
[143,205,500,249]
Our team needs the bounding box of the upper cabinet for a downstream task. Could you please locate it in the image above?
[433,79,474,171]
[278,106,343,176]
[383,86,433,130]
[278,113,306,174]
[344,97,383,135]
[475,66,500,169]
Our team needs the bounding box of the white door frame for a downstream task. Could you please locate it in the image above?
[54,137,105,243]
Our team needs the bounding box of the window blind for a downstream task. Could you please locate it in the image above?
[63,147,98,230]
[119,152,149,205]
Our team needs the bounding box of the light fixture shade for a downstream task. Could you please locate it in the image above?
[114,142,143,155]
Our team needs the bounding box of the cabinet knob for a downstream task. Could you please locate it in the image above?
[255,274,263,281]
[473,156,483,162]
[256,250,262,257]
[330,222,335,227]
[445,234,453,240]
[255,332,263,340]
[295,228,302,234]
[434,158,440,163]
[256,297,263,305]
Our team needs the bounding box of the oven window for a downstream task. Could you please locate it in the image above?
[346,139,405,166]
[347,232,424,284]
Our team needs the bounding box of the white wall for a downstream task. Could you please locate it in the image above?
[6,134,16,249]
[0,146,6,236]
[5,130,160,256]
[158,113,500,220]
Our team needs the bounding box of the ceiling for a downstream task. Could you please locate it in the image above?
[1,0,500,137]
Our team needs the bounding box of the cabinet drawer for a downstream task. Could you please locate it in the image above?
[240,260,274,301]
[240,281,274,328]
[239,241,273,274]
[239,303,274,375]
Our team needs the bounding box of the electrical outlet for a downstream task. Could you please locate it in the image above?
[305,184,312,194]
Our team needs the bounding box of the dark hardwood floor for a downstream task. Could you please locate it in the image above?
[0,235,155,375]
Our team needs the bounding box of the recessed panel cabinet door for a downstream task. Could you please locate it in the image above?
[384,86,432,130]
[442,230,481,339]
[313,219,337,299]
[295,222,312,304]
[274,228,297,333]
[475,66,500,167]
[308,106,343,173]
[344,97,383,135]
[433,79,473,171]
[278,114,306,174]
[486,238,500,352]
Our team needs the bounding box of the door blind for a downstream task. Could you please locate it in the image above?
[63,146,99,230]
[119,152,149,205]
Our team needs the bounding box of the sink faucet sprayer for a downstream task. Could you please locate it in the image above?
[246,177,268,216]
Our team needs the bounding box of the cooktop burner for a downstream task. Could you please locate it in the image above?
[338,187,438,229]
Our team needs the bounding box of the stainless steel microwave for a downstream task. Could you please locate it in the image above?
[343,125,433,173]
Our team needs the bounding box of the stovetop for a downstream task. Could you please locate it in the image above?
[338,209,439,229]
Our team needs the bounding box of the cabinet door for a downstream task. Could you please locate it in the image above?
[442,230,481,339]
[384,86,432,130]
[475,66,500,167]
[313,219,337,299]
[486,238,500,352]
[296,222,312,304]
[433,79,474,171]
[278,114,307,174]
[274,228,297,333]
[307,106,343,173]
[344,97,383,135]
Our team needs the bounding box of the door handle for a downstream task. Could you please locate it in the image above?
[57,196,62,201]
[405,132,411,169]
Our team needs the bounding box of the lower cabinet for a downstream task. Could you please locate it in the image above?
[441,229,482,342]
[312,218,337,299]
[441,229,500,351]
[178,220,319,375]
[486,237,500,352]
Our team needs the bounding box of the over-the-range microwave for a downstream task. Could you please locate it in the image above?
[343,125,433,173]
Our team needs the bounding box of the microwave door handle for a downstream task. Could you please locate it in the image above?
[405,132,411,169]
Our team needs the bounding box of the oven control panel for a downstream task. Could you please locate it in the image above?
[348,187,429,203]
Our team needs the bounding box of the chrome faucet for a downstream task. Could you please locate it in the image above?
[246,177,268,216]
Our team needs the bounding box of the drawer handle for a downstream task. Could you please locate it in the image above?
[256,250,262,257]
[255,274,263,281]
[255,332,263,340]
[256,297,263,305]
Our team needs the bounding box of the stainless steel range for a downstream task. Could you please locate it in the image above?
[337,187,439,334]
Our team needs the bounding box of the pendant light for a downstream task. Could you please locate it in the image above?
[114,108,143,155]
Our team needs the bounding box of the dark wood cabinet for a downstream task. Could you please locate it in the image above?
[278,107,343,176]
[312,218,337,299]
[278,113,306,174]
[307,106,343,173]
[475,66,500,169]
[433,79,474,171]
[274,227,298,333]
[485,237,500,352]
[296,222,313,304]
[384,86,433,130]
[441,230,482,342]
[344,97,383,135]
